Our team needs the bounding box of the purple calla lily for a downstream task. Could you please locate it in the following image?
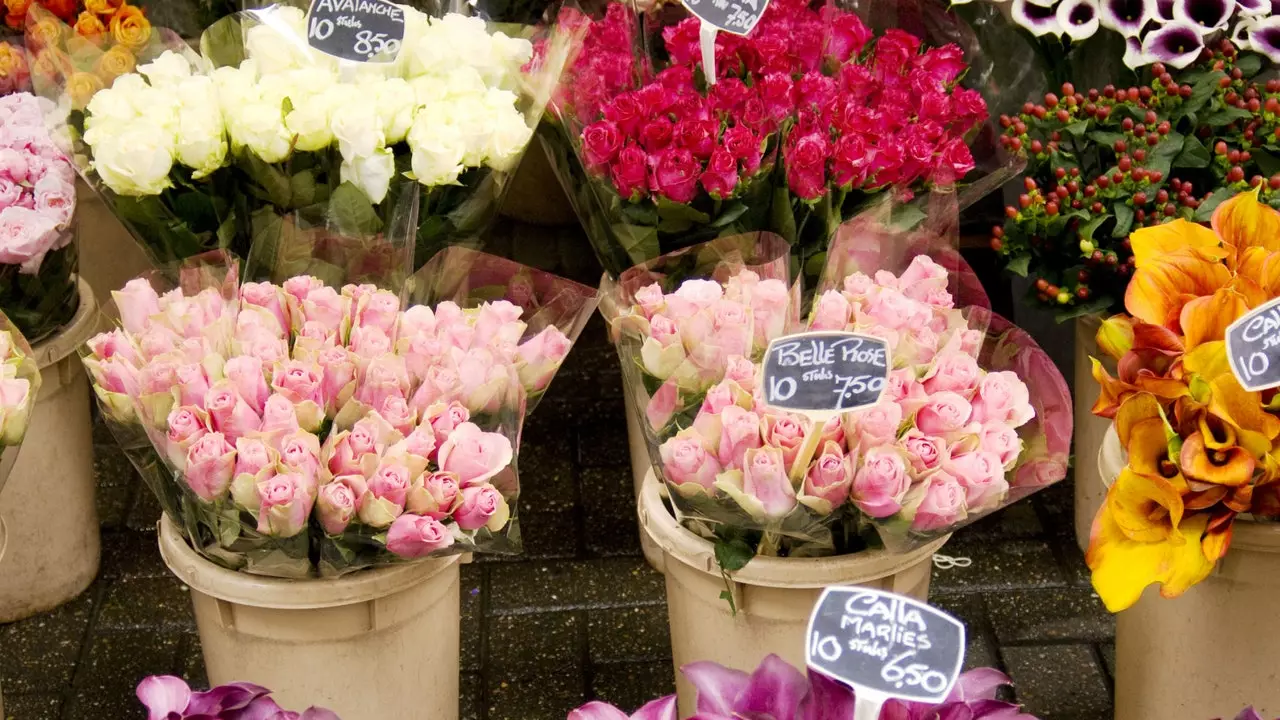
[568,698,676,720]
[1100,0,1156,35]
[137,678,341,720]
[1142,20,1207,67]
[138,676,193,720]
[1157,0,1176,18]
[1173,0,1233,32]
[1234,709,1266,720]
[1248,16,1280,62]
[1013,0,1064,35]
[1123,34,1153,66]
[1235,0,1269,15]
[1058,0,1102,40]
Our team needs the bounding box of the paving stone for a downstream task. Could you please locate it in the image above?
[986,588,1114,644]
[510,510,582,561]
[587,606,671,664]
[73,631,182,694]
[1002,644,1113,720]
[489,558,665,614]
[125,488,164,533]
[929,539,1066,593]
[590,661,675,712]
[461,565,484,672]
[581,467,642,558]
[96,577,195,632]
[1032,478,1075,539]
[487,612,582,673]
[962,502,1044,541]
[0,692,62,720]
[94,480,133,532]
[928,594,1000,671]
[487,670,585,720]
[519,417,578,514]
[178,633,207,689]
[460,672,482,720]
[99,531,169,579]
[62,687,144,720]
[1059,542,1094,587]
[0,591,95,693]
[1099,642,1116,682]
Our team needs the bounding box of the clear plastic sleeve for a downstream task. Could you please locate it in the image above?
[0,309,41,496]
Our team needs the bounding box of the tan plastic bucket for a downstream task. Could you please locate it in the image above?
[1099,428,1280,718]
[158,517,462,720]
[76,180,153,308]
[638,473,947,715]
[0,278,100,622]
[624,387,665,573]
[1073,314,1114,552]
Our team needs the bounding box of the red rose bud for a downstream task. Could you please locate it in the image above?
[651,147,701,204]
[700,149,740,200]
[609,144,649,200]
[581,120,622,172]
[722,125,763,175]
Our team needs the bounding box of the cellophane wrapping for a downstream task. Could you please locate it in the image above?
[0,309,40,496]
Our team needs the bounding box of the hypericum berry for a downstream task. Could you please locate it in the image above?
[1084,185,1097,197]
[1076,287,1090,300]
[1091,250,1104,263]
[1097,176,1111,189]
[1165,203,1177,216]
[1119,157,1133,172]
[1115,139,1128,153]
[1133,149,1147,162]
[1229,166,1246,183]
[1031,140,1044,154]
[1006,206,1018,218]
[1149,170,1164,183]
[1067,181,1080,194]
[1270,175,1280,190]
[1057,291,1071,305]
[1122,118,1135,131]
[1092,202,1104,213]
[1147,134,1160,147]
[1112,172,1125,185]
[1106,253,1119,266]
[1019,194,1033,208]
[1070,168,1081,178]
[992,226,1004,238]
[1022,102,1035,115]
[1010,137,1023,151]
[1216,141,1230,155]
[1157,121,1171,135]
[1078,270,1090,282]
[1056,167,1068,180]
[990,237,1003,252]
[1132,168,1147,182]
[1025,177,1038,191]
[1062,83,1076,96]
[1035,278,1049,291]
[1056,109,1070,123]
[1134,192,1148,205]
[1046,202,1060,216]
[1145,111,1158,125]
[1157,189,1169,204]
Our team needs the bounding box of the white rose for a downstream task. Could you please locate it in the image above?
[410,76,449,106]
[286,91,337,153]
[375,78,418,145]
[443,95,496,166]
[485,107,532,172]
[92,123,175,196]
[408,117,464,187]
[138,51,193,88]
[85,86,137,132]
[230,102,292,164]
[442,66,487,99]
[213,63,259,126]
[174,76,227,177]
[331,102,385,162]
[341,147,396,204]
[244,7,312,75]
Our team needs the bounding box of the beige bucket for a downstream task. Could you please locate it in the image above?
[0,278,100,622]
[1073,314,1114,552]
[638,473,947,715]
[1099,428,1280,718]
[624,387,665,573]
[76,180,154,308]
[158,517,462,720]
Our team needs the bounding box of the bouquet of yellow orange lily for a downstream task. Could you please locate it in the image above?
[1089,188,1280,613]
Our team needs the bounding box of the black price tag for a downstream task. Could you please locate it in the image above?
[1226,297,1280,391]
[306,0,406,64]
[762,332,890,415]
[679,0,769,36]
[807,587,965,708]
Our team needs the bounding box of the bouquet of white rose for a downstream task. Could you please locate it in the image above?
[32,1,568,273]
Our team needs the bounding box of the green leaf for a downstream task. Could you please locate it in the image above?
[656,196,711,233]
[1088,131,1125,147]
[1005,254,1030,277]
[1054,296,1114,322]
[1112,204,1135,238]
[1078,214,1109,242]
[290,170,318,207]
[771,187,797,244]
[1202,107,1254,127]
[1236,54,1264,78]
[1254,149,1280,178]
[891,203,928,230]
[1195,188,1237,221]
[1173,135,1211,169]
[710,201,751,229]
[611,223,659,263]
[1065,121,1090,138]
[714,536,755,572]
[1178,71,1227,119]
[1146,132,1185,177]
[620,202,658,226]
[328,181,383,237]
[238,152,292,207]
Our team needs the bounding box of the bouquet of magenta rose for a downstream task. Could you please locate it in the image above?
[82,249,599,577]
[0,308,39,498]
[0,91,78,342]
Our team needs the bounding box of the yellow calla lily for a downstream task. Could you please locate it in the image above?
[1130,218,1225,269]
[1182,341,1231,384]
[1088,502,1216,613]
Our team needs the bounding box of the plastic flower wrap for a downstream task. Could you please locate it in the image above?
[81,250,598,577]
[569,654,1039,720]
[0,308,39,497]
[0,1,153,97]
[31,2,570,270]
[607,195,1070,560]
[137,676,339,720]
[0,91,78,342]
[1088,190,1280,611]
[537,0,1004,279]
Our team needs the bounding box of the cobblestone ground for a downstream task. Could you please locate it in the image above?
[0,224,1115,720]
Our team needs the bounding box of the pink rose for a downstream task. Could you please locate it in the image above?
[969,372,1034,427]
[369,462,412,508]
[91,355,139,396]
[379,396,416,436]
[885,368,929,416]
[283,276,324,304]
[113,278,162,336]
[166,405,207,464]
[356,290,400,335]
[139,360,179,397]
[645,380,678,432]
[717,405,761,470]
[388,424,436,462]
[318,346,357,413]
[234,437,273,478]
[959,329,984,356]
[979,424,1023,468]
[256,473,314,537]
[33,173,74,227]
[802,441,854,508]
[1014,456,1067,489]
[910,472,968,532]
[86,329,138,364]
[749,279,791,348]
[810,290,850,331]
[945,450,1009,511]
[700,380,736,416]
[317,479,360,535]
[517,326,572,392]
[852,447,909,518]
[865,288,922,331]
[659,432,721,490]
[260,394,300,445]
[240,282,290,334]
[742,447,797,520]
[437,422,514,487]
[386,514,455,558]
[184,432,236,502]
[820,416,845,446]
[399,305,437,339]
[349,326,392,360]
[843,272,874,297]
[278,430,321,482]
[634,284,666,318]
[173,363,211,408]
[923,352,981,395]
[473,300,524,350]
[762,413,810,472]
[223,356,269,416]
[204,381,263,442]
[406,471,460,520]
[851,401,903,449]
[272,361,324,407]
[899,429,947,474]
[422,402,470,457]
[649,314,679,346]
[355,355,410,412]
[724,355,755,386]
[300,286,348,335]
[915,392,974,436]
[326,420,380,477]
[669,279,723,314]
[454,484,508,531]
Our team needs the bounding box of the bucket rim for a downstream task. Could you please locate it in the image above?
[637,471,947,588]
[157,516,460,609]
[33,277,97,370]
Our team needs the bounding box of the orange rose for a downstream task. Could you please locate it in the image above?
[84,0,120,15]
[0,42,30,93]
[4,0,31,30]
[27,14,63,50]
[67,70,104,109]
[94,42,133,83]
[73,10,106,43]
[108,3,149,51]
[37,0,78,22]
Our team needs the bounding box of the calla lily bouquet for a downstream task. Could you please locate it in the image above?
[83,249,598,577]
[137,676,338,720]
[1088,190,1280,611]
[989,40,1280,319]
[569,654,1039,720]
[0,309,40,497]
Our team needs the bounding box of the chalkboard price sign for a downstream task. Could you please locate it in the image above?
[306,0,406,64]
[807,587,965,707]
[762,332,891,415]
[1226,297,1280,391]
[680,0,770,36]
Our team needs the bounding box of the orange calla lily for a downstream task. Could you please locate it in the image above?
[1212,188,1280,264]
[1179,432,1256,488]
[1096,315,1135,360]
[1130,218,1225,269]
[1207,374,1280,455]
[1179,287,1250,350]
[1125,248,1233,331]
[1105,467,1185,543]
[1182,341,1231,384]
[1235,247,1280,296]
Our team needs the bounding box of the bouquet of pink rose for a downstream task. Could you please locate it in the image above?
[0,309,39,497]
[82,250,598,577]
[0,91,78,342]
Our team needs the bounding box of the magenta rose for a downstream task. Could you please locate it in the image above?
[255,473,315,538]
[721,124,762,174]
[406,471,460,520]
[785,133,829,201]
[610,144,649,200]
[659,432,721,490]
[756,72,795,121]
[639,117,674,154]
[454,484,508,531]
[933,138,976,185]
[437,422,514,487]
[674,119,717,160]
[969,371,1034,427]
[910,472,968,532]
[742,447,797,520]
[651,147,701,204]
[873,29,922,77]
[185,432,236,502]
[827,11,872,62]
[700,149,740,200]
[603,92,645,135]
[831,134,870,190]
[802,441,854,508]
[386,514,455,558]
[709,76,751,114]
[852,447,909,518]
[945,450,1009,511]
